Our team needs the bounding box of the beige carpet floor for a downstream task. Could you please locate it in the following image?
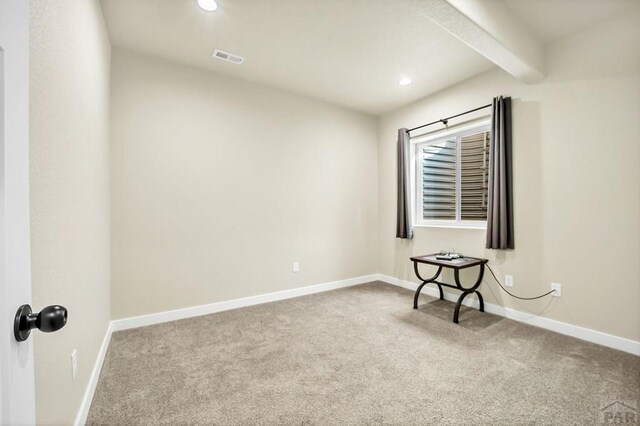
[87,282,639,425]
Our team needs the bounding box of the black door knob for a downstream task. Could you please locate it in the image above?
[14,304,68,342]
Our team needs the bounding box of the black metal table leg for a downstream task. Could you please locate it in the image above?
[436,283,444,300]
[412,263,443,309]
[453,291,473,324]
[413,282,428,309]
[452,264,485,323]
[476,291,485,312]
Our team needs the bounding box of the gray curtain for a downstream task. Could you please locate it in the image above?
[396,128,413,239]
[486,96,514,249]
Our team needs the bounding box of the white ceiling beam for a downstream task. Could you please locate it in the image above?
[405,0,546,83]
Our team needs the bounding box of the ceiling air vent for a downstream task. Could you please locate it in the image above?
[212,49,245,65]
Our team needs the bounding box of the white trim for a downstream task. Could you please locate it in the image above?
[376,274,640,356]
[412,222,487,230]
[75,275,377,424]
[412,120,491,229]
[74,273,639,425]
[111,275,379,331]
[0,1,36,423]
[74,322,113,426]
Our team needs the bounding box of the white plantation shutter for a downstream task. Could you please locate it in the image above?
[421,139,457,220]
[460,131,489,220]
[418,127,490,224]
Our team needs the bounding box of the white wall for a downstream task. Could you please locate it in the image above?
[377,10,640,341]
[23,2,640,422]
[110,49,378,319]
[29,0,111,424]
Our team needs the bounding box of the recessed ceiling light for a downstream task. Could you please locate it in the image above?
[398,78,413,86]
[197,0,218,12]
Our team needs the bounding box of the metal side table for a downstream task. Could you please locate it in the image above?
[410,254,488,323]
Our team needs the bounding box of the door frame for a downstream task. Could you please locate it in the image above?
[0,0,37,424]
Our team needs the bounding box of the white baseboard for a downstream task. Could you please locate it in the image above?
[75,272,639,425]
[111,274,379,332]
[376,274,640,356]
[76,274,377,424]
[74,321,113,426]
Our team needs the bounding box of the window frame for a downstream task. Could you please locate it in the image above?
[410,120,491,229]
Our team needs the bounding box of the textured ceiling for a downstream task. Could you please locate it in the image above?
[100,0,495,115]
[501,0,640,44]
[100,0,640,114]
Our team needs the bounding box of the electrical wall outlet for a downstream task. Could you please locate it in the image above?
[71,349,78,379]
[504,275,514,287]
[292,262,300,273]
[551,283,562,297]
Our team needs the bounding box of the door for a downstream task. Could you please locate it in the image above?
[0,0,37,424]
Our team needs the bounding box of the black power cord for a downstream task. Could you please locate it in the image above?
[486,264,555,300]
[439,250,556,300]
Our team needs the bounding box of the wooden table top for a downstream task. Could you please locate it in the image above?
[410,254,488,270]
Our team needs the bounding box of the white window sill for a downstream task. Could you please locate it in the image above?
[413,223,487,230]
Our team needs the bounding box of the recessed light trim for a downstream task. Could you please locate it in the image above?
[197,0,218,12]
[398,78,413,86]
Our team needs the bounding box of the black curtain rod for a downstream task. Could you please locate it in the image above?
[407,103,492,133]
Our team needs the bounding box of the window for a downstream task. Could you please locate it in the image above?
[411,121,490,228]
